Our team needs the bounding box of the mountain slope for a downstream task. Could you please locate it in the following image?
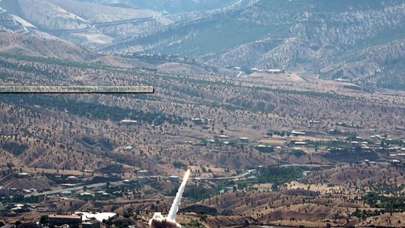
[14,0,88,30]
[0,31,94,61]
[320,39,405,90]
[0,13,36,32]
[104,0,405,90]
[0,0,171,47]
[210,0,405,67]
[48,0,164,23]
[2,0,405,90]
[84,0,239,14]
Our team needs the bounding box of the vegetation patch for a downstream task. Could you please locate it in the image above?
[0,142,28,156]
[365,192,405,213]
[257,166,304,186]
[0,95,184,125]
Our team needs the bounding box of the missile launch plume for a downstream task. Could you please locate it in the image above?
[168,169,191,221]
[149,169,191,228]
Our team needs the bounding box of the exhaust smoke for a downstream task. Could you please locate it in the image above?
[149,169,191,228]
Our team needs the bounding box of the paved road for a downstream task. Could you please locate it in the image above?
[46,17,153,34]
[192,169,255,181]
[93,17,153,28]
[279,163,333,168]
[25,162,391,198]
[27,182,109,197]
[26,170,256,197]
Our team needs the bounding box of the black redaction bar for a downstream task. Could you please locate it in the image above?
[0,86,154,94]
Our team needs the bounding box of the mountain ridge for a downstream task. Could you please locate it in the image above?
[1,0,405,90]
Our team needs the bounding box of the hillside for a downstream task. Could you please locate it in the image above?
[2,0,405,89]
[1,0,405,172]
[320,39,405,90]
[104,0,405,90]
[0,0,171,47]
[1,1,405,227]
[0,31,94,61]
[84,0,239,14]
[49,0,171,25]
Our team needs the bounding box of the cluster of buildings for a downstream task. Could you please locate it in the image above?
[40,212,117,228]
[201,134,253,147]
[251,68,285,74]
[197,125,405,168]
[231,66,286,74]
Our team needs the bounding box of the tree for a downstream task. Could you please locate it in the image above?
[39,215,49,225]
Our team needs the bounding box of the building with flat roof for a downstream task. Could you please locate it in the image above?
[48,214,82,228]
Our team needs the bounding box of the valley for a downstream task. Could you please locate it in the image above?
[0,50,404,226]
[0,0,405,227]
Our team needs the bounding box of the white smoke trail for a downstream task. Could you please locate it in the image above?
[167,169,191,222]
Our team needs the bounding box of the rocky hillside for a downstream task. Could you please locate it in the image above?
[105,0,405,90]
[0,31,94,61]
[0,0,171,47]
[217,0,405,90]
[320,39,405,90]
[1,0,405,89]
